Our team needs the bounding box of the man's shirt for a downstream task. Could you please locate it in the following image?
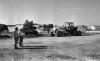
[13,30,19,37]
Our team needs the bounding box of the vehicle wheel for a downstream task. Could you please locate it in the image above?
[77,31,82,36]
[50,32,55,37]
[73,31,82,36]
[56,31,62,37]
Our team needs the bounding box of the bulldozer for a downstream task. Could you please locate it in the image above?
[50,22,82,37]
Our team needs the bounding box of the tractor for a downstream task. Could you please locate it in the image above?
[50,22,82,37]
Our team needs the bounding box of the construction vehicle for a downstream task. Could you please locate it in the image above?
[50,22,82,37]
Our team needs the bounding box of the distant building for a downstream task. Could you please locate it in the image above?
[77,25,88,32]
[89,25,95,30]
[16,24,23,29]
[7,25,16,32]
[90,25,100,31]
[7,24,23,32]
[7,23,43,32]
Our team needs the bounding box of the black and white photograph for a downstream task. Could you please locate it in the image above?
[0,0,100,61]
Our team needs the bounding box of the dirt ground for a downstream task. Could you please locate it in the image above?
[0,34,100,61]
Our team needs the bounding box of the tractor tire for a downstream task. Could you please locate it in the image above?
[56,31,62,37]
[73,31,78,36]
[77,31,82,36]
[50,32,55,37]
[73,31,82,36]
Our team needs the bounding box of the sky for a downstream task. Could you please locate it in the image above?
[0,0,100,25]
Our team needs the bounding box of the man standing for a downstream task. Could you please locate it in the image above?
[13,27,19,49]
[19,29,25,47]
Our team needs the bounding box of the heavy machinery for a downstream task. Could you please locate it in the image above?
[50,22,82,37]
[22,21,39,37]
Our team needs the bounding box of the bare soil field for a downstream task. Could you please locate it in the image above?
[0,34,100,61]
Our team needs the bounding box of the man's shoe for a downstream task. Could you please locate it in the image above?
[20,43,23,47]
[14,47,18,49]
[14,45,18,49]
